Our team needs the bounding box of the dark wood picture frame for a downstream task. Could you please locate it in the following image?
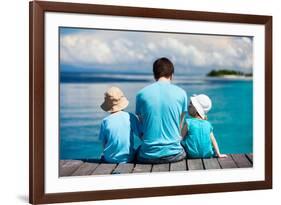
[29,1,272,204]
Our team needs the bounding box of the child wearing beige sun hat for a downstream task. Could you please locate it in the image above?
[99,87,141,163]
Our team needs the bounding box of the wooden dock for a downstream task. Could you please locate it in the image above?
[59,153,253,177]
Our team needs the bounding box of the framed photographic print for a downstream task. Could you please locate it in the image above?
[29,1,272,204]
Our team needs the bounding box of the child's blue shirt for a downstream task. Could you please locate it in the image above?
[99,111,140,163]
[181,117,214,158]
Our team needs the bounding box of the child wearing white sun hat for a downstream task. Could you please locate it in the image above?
[181,94,227,158]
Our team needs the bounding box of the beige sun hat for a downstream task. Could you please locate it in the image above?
[190,94,212,119]
[100,87,129,113]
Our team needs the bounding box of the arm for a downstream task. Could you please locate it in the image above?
[135,95,144,139]
[180,112,186,130]
[134,114,144,140]
[181,123,188,139]
[180,91,188,130]
[210,132,227,158]
[98,121,106,148]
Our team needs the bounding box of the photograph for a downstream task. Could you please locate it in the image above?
[29,1,272,203]
[59,27,254,177]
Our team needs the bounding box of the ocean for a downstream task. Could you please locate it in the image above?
[60,72,253,160]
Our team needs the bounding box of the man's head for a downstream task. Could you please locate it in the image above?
[153,57,174,81]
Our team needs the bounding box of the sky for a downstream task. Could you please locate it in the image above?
[60,27,253,75]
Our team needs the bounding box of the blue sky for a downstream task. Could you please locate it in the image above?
[60,27,253,74]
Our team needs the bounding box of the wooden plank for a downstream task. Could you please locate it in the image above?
[59,160,68,167]
[91,163,117,175]
[151,163,170,172]
[59,160,83,177]
[170,160,187,171]
[59,154,253,176]
[72,162,99,176]
[187,159,204,170]
[246,153,253,164]
[203,158,221,169]
[133,164,152,173]
[218,156,237,169]
[231,154,252,168]
[112,163,135,174]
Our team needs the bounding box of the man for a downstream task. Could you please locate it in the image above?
[136,57,188,163]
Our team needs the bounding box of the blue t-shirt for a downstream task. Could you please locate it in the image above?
[135,81,188,159]
[99,111,140,163]
[181,117,214,158]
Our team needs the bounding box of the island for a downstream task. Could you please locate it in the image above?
[207,69,252,78]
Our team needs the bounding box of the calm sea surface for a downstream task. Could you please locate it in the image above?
[60,73,253,160]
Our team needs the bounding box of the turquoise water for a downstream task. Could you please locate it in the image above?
[60,73,253,160]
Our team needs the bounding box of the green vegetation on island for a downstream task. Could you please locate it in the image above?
[207,69,252,77]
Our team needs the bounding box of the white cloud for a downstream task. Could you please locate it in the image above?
[60,29,253,72]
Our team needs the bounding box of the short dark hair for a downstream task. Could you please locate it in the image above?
[153,57,174,80]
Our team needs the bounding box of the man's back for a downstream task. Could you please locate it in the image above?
[136,81,188,159]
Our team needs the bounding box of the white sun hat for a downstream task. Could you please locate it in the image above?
[190,94,212,119]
